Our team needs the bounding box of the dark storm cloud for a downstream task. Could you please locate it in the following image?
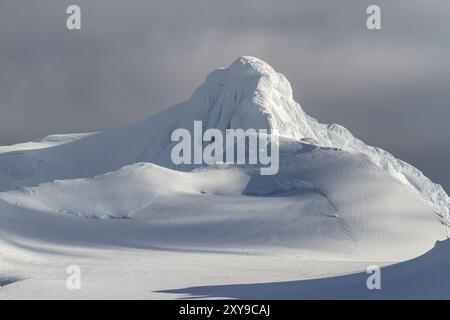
[0,0,449,191]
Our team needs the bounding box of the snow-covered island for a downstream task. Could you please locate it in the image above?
[0,57,448,299]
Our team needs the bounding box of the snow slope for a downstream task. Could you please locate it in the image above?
[0,193,447,299]
[0,139,446,261]
[161,239,450,300]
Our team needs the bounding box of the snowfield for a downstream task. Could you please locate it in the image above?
[0,56,448,299]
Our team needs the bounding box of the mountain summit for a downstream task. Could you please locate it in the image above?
[189,56,315,138]
[188,56,449,219]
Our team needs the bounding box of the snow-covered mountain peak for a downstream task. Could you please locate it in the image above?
[0,56,448,221]
[186,56,304,140]
[184,57,449,219]
[190,56,293,112]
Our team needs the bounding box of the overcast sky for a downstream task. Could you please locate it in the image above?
[0,0,449,191]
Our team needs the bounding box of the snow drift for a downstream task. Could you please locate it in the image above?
[161,239,450,299]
